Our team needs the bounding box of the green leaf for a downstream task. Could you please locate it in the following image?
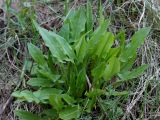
[12,91,23,98]
[12,90,39,103]
[103,57,120,81]
[62,94,76,105]
[38,70,59,80]
[59,105,81,120]
[70,7,86,42]
[50,94,64,111]
[64,9,76,21]
[66,63,78,97]
[59,23,70,42]
[75,69,86,97]
[33,88,62,101]
[47,51,56,73]
[118,64,148,80]
[33,21,75,62]
[27,78,53,87]
[75,35,87,63]
[95,32,114,58]
[85,99,96,113]
[37,69,60,82]
[88,20,110,55]
[91,62,106,79]
[15,110,42,120]
[30,63,39,75]
[42,109,58,119]
[120,52,137,72]
[27,43,45,65]
[106,47,120,60]
[23,60,32,72]
[131,27,150,48]
[120,27,150,62]
[86,89,105,98]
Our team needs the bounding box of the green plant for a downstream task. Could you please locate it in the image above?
[12,2,150,120]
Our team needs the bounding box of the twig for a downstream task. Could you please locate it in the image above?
[122,68,160,120]
[138,0,146,28]
[0,96,13,116]
[86,75,92,90]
